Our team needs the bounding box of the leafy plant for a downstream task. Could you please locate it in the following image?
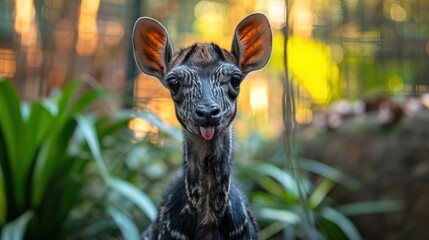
[236,136,404,240]
[0,77,169,239]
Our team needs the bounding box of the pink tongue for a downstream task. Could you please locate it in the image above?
[200,126,215,140]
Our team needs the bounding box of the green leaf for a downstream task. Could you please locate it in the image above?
[0,79,23,208]
[258,221,288,240]
[254,163,299,197]
[308,178,335,208]
[0,166,5,225]
[1,211,33,240]
[258,208,300,224]
[320,207,361,240]
[336,200,404,216]
[19,103,54,204]
[58,80,80,114]
[255,176,295,202]
[76,114,110,180]
[299,158,361,190]
[72,88,106,113]
[107,206,140,240]
[31,120,76,206]
[108,178,157,221]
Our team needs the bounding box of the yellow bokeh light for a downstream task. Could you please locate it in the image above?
[194,1,226,42]
[287,36,341,105]
[0,49,16,78]
[289,0,314,38]
[14,0,35,34]
[14,0,39,48]
[267,0,286,28]
[129,117,158,139]
[390,3,407,22]
[250,79,269,116]
[295,108,313,124]
[77,0,100,56]
[388,74,404,91]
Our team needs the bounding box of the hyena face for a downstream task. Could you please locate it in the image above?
[133,13,272,141]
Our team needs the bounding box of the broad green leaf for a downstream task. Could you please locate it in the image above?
[299,158,361,190]
[255,176,295,202]
[76,114,109,180]
[259,221,288,240]
[319,217,347,240]
[58,80,80,114]
[32,119,76,206]
[0,211,33,240]
[255,163,298,197]
[308,178,335,208]
[19,102,54,204]
[0,166,5,225]
[258,208,300,224]
[107,206,140,240]
[108,178,156,221]
[336,200,404,216]
[0,79,23,208]
[72,88,106,113]
[320,207,361,240]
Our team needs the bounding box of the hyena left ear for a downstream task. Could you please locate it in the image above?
[231,13,272,74]
[133,17,173,82]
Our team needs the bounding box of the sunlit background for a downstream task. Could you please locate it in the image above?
[1,0,429,239]
[1,0,428,141]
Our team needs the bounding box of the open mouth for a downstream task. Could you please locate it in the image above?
[199,126,216,140]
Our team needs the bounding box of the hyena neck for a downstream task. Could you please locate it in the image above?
[183,126,233,225]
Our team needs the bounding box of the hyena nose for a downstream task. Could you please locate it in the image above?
[193,104,222,126]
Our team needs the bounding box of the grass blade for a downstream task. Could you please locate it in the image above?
[258,208,300,224]
[336,200,404,216]
[299,158,361,190]
[308,178,335,208]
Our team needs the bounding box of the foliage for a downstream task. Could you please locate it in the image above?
[0,77,178,240]
[0,76,404,239]
[235,133,404,240]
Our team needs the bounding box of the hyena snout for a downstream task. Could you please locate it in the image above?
[193,101,222,127]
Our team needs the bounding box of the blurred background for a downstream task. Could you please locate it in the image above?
[1,0,429,239]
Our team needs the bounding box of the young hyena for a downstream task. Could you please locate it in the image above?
[133,13,272,240]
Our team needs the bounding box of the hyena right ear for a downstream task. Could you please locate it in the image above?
[133,17,173,82]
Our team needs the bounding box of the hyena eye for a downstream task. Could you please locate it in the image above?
[167,77,180,93]
[230,74,242,89]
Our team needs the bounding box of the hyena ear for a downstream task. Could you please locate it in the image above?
[133,17,173,81]
[231,13,272,74]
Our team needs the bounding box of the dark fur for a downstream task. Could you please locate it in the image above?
[136,14,272,239]
[141,41,259,239]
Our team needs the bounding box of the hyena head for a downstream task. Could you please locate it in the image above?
[133,13,272,141]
